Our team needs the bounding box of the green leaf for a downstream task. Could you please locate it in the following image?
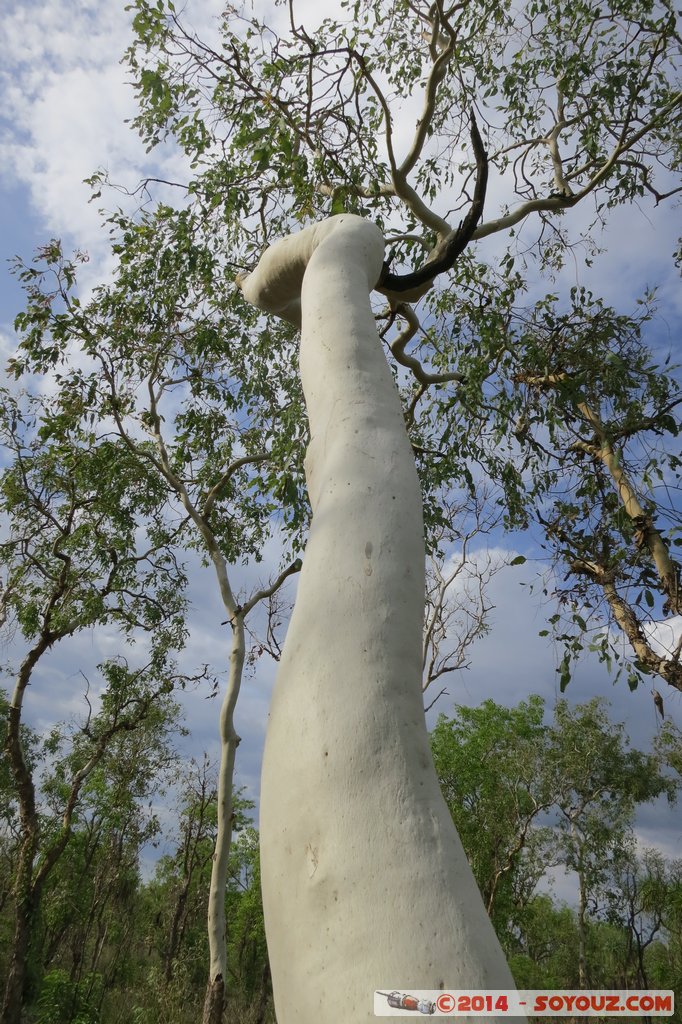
[330,194,346,216]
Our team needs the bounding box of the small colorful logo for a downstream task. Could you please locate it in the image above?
[377,992,436,1015]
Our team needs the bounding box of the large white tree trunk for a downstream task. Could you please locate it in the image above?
[239,216,523,1024]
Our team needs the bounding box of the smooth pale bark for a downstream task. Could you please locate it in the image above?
[202,618,241,1024]
[239,215,523,1024]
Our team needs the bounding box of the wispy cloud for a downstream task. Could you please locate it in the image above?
[1,0,190,295]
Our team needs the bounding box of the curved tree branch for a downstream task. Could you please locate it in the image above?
[390,304,465,385]
[475,90,682,241]
[378,112,488,297]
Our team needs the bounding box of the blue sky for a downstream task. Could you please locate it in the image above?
[1,0,680,899]
[1,179,48,326]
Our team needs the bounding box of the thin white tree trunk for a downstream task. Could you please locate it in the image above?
[202,615,244,1024]
[239,215,523,1024]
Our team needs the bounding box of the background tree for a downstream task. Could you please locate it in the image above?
[0,697,39,967]
[33,685,182,1024]
[430,696,555,938]
[0,372,187,1024]
[158,757,218,987]
[507,895,582,989]
[497,291,682,694]
[130,777,269,1024]
[0,654,184,1023]
[422,485,509,706]
[547,698,677,987]
[431,695,680,986]
[604,846,682,996]
[224,826,270,1023]
[8,216,304,1023]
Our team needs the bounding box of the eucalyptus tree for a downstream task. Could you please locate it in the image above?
[7,214,307,1023]
[546,698,677,988]
[238,214,523,1020]
[109,0,682,1018]
[430,697,556,939]
[6,0,677,1019]
[72,210,303,1024]
[603,846,682,993]
[0,363,189,1024]
[34,681,183,1021]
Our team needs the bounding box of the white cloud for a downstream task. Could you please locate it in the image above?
[2,4,138,197]
[0,329,17,366]
[1,0,193,295]
[644,615,682,661]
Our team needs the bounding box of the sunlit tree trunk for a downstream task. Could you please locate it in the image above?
[202,614,243,1024]
[239,215,523,1024]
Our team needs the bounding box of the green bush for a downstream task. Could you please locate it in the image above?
[35,969,101,1024]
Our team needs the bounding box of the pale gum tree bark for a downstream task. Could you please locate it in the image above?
[238,215,523,1024]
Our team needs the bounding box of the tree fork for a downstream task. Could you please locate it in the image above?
[378,113,488,297]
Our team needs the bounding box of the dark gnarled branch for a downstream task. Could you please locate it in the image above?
[378,113,488,297]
